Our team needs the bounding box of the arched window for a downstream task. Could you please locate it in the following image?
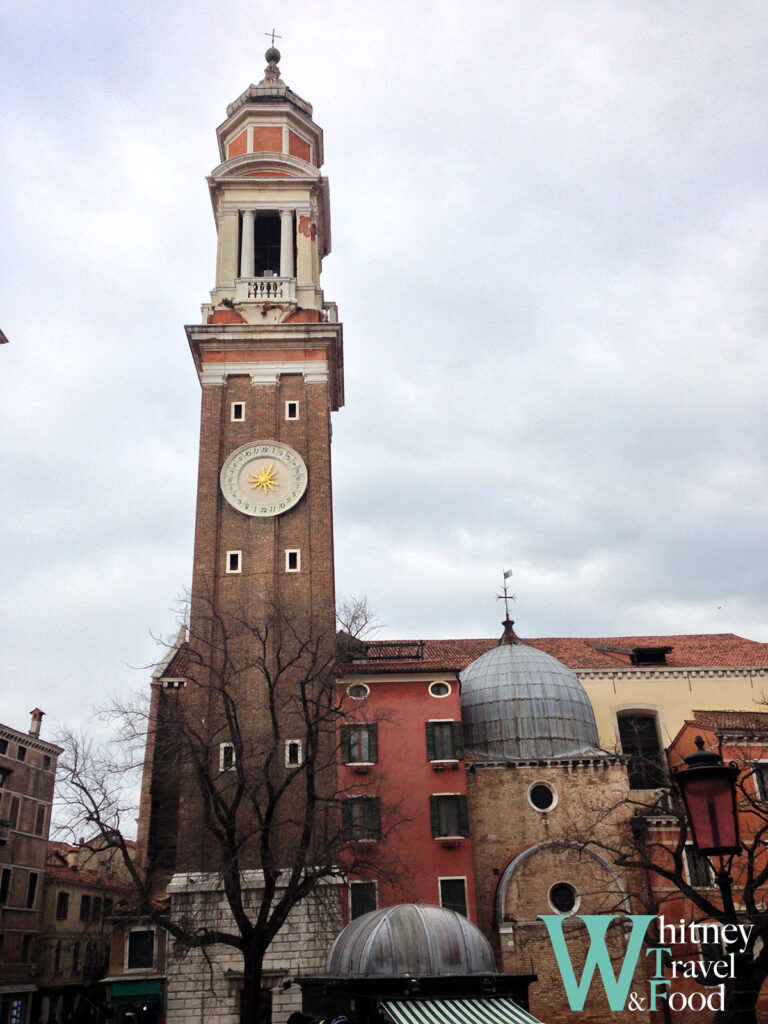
[617,711,666,790]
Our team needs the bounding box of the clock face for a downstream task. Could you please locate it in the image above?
[220,440,308,517]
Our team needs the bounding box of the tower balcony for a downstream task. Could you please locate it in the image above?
[235,275,296,304]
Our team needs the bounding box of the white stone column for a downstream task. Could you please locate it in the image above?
[240,209,255,278]
[279,209,294,278]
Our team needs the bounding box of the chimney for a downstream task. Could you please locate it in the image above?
[29,708,44,738]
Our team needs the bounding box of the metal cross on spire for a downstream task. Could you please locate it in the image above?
[265,28,282,46]
[496,569,516,620]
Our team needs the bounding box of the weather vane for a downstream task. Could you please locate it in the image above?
[265,28,282,47]
[496,569,516,620]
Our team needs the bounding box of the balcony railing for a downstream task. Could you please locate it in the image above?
[0,819,10,844]
[235,276,296,303]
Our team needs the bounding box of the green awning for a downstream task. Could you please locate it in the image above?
[381,997,544,1024]
[110,979,163,1005]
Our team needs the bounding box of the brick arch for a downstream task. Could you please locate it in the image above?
[494,840,630,924]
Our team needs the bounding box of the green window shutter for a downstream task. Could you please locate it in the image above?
[340,725,350,764]
[429,795,440,837]
[452,721,463,761]
[368,723,378,763]
[425,722,436,761]
[370,798,381,839]
[458,794,469,837]
[342,800,352,840]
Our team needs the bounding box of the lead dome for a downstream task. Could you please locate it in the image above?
[460,621,599,760]
[325,903,496,977]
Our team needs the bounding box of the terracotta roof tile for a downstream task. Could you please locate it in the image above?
[343,634,768,675]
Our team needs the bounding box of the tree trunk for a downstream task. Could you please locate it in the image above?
[714,956,759,1024]
[240,942,269,1024]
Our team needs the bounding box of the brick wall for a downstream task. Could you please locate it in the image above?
[165,875,342,1024]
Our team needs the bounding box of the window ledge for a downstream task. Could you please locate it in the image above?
[430,761,460,771]
[436,837,465,848]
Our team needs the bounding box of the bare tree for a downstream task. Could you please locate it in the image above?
[56,601,403,1024]
[336,594,384,640]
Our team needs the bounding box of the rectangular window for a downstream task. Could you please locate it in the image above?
[72,940,80,973]
[231,401,245,422]
[20,934,32,964]
[685,845,714,888]
[220,743,236,772]
[56,891,70,920]
[617,712,666,789]
[342,797,381,842]
[92,896,102,921]
[285,549,300,572]
[34,805,46,836]
[350,880,377,919]
[127,929,155,970]
[426,721,462,761]
[80,894,92,922]
[430,794,469,838]
[285,401,299,421]
[16,745,26,762]
[163,678,186,689]
[0,739,7,755]
[341,724,378,764]
[54,940,62,972]
[439,877,468,917]
[0,868,11,904]
[752,763,768,801]
[226,550,242,574]
[43,754,51,770]
[285,740,302,767]
[7,795,20,829]
[26,872,38,908]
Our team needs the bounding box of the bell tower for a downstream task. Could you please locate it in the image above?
[170,48,343,873]
[185,46,343,639]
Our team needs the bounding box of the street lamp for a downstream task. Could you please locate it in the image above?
[671,735,741,856]
[671,735,757,1024]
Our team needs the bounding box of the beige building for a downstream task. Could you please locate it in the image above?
[37,842,133,1023]
[0,711,61,1024]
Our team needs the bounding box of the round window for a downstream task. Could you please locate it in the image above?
[549,882,578,915]
[346,683,370,700]
[429,681,451,698]
[528,781,557,812]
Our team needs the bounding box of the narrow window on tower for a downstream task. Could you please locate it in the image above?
[284,740,303,767]
[285,401,299,421]
[285,549,300,573]
[226,551,242,574]
[219,743,236,772]
[231,402,245,422]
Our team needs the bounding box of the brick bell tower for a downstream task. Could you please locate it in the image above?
[152,48,344,876]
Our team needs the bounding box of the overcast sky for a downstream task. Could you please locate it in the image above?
[2,1,767,737]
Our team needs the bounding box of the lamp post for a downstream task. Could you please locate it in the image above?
[671,735,757,1024]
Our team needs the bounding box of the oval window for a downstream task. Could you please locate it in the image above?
[549,882,578,915]
[346,683,370,701]
[429,681,451,698]
[528,782,557,812]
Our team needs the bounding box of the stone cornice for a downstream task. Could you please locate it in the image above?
[577,667,768,682]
